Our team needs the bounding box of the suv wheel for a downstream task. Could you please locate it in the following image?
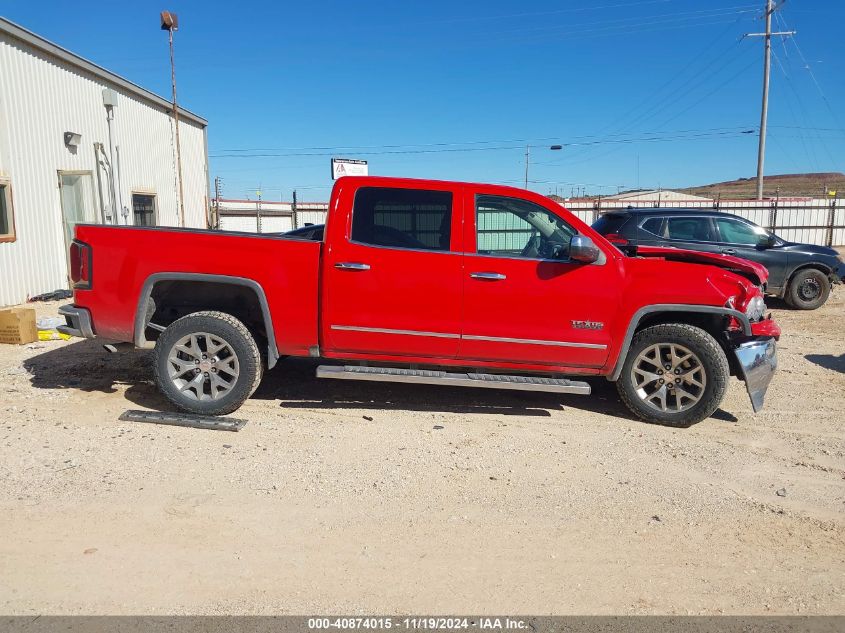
[153,311,262,416]
[786,268,830,310]
[616,323,729,427]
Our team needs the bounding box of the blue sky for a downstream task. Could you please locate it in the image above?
[4,1,843,200]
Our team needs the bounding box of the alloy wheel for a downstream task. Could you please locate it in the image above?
[167,332,240,401]
[630,342,706,413]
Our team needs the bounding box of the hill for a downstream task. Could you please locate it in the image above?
[681,172,845,199]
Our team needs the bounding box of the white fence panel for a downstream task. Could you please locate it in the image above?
[219,215,257,233]
[260,215,293,233]
[558,198,843,246]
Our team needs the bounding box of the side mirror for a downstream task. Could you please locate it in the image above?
[758,233,776,248]
[569,235,600,264]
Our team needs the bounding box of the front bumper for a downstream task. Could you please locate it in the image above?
[58,304,95,339]
[832,261,845,286]
[734,337,777,413]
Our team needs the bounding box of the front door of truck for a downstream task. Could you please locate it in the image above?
[322,182,464,359]
[459,192,616,369]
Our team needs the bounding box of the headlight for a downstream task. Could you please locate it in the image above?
[745,295,766,322]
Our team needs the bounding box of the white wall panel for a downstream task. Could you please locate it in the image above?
[0,30,207,306]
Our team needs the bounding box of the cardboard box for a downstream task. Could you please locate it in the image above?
[0,307,38,345]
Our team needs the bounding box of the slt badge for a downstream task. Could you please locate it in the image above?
[571,320,604,330]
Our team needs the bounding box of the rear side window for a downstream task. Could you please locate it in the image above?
[351,187,452,251]
[640,217,665,237]
[592,213,630,234]
[666,217,714,242]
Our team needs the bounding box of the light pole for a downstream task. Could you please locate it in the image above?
[524,144,563,190]
[161,11,185,227]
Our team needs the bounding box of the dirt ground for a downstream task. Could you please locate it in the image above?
[0,286,843,615]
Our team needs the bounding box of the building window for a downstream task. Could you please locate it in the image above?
[132,193,156,226]
[0,179,15,242]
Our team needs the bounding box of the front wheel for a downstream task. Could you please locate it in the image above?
[785,268,830,310]
[616,323,729,427]
[153,311,262,416]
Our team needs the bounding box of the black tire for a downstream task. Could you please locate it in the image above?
[153,311,262,416]
[785,268,830,310]
[616,323,730,427]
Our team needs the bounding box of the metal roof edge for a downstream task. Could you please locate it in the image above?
[0,16,208,127]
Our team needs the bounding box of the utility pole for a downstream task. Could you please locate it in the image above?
[161,11,185,227]
[256,187,262,234]
[745,0,795,200]
[213,176,221,229]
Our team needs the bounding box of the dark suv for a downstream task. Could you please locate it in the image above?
[593,208,845,310]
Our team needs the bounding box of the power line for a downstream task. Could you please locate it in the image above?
[551,17,754,166]
[210,129,757,160]
[471,5,759,40]
[770,47,821,170]
[407,0,679,27]
[778,12,843,128]
[214,125,756,155]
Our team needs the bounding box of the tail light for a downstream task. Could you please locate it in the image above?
[604,233,629,247]
[69,240,92,289]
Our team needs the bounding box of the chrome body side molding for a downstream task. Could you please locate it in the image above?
[330,325,607,349]
[462,334,606,349]
[330,325,460,339]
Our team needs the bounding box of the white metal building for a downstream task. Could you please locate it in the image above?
[216,199,328,233]
[603,190,713,203]
[0,17,209,306]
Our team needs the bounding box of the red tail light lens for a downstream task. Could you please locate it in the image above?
[69,240,92,289]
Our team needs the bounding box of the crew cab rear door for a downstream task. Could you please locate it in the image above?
[321,181,464,358]
[459,190,617,368]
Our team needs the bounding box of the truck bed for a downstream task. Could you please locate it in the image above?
[73,225,322,357]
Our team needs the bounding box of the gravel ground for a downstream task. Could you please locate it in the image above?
[0,286,843,615]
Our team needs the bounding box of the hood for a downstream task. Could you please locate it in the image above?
[777,241,840,258]
[634,245,769,286]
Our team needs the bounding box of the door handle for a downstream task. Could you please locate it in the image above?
[470,272,506,281]
[721,249,736,255]
[335,262,371,271]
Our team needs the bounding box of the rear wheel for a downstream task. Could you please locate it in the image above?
[616,323,729,427]
[786,268,830,310]
[153,311,262,415]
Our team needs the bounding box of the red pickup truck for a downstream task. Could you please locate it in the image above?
[59,176,780,426]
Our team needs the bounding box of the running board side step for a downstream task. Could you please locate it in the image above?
[316,365,591,395]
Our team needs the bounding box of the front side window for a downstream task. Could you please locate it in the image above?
[476,194,576,260]
[351,187,452,251]
[0,180,15,242]
[132,193,156,227]
[715,217,767,245]
[666,217,714,242]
